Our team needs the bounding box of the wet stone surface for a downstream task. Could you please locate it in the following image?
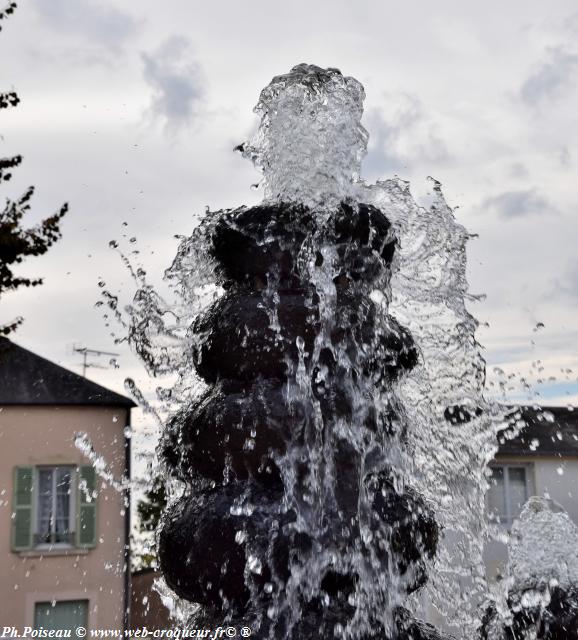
[159,202,450,639]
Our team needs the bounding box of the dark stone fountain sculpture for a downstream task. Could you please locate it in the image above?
[481,586,578,640]
[156,65,453,639]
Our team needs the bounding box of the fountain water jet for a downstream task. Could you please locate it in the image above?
[152,64,457,639]
[481,498,578,640]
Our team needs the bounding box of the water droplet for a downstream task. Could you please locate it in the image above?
[247,555,262,574]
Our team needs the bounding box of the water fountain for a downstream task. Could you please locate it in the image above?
[153,64,455,639]
[481,497,578,640]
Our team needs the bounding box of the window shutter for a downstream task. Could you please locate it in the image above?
[77,465,97,548]
[12,466,33,551]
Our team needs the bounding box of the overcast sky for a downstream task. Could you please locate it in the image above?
[2,0,578,434]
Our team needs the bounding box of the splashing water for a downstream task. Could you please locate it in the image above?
[359,178,507,633]
[481,498,578,639]
[509,497,578,592]
[241,64,367,210]
[125,64,506,638]
[74,431,129,495]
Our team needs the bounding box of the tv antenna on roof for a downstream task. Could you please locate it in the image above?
[73,344,120,377]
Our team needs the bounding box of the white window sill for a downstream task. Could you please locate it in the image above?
[17,547,90,557]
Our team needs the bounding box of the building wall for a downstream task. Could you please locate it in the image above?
[0,405,128,629]
[483,454,578,580]
[130,570,171,630]
[422,453,578,631]
[533,457,578,521]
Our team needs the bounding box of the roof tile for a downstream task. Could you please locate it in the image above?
[0,338,136,407]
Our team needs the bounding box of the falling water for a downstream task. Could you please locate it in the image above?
[359,178,506,633]
[481,497,578,639]
[126,64,506,638]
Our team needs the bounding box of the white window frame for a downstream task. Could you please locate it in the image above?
[487,463,534,528]
[34,465,77,549]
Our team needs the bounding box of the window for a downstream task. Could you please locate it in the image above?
[35,466,75,546]
[12,465,97,551]
[35,600,88,632]
[487,464,532,527]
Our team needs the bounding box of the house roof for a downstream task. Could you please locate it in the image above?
[0,337,136,408]
[498,405,578,457]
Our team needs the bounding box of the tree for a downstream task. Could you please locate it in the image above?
[133,469,167,570]
[137,471,167,534]
[0,2,67,336]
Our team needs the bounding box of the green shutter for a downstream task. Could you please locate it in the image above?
[12,466,33,551]
[77,466,97,548]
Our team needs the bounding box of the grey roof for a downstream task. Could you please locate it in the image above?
[0,337,136,408]
[498,405,578,457]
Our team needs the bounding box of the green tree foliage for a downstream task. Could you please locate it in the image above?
[137,471,167,533]
[133,469,167,570]
[0,2,67,335]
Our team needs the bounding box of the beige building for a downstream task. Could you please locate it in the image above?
[484,405,578,579]
[130,570,170,630]
[423,404,578,631]
[0,337,135,631]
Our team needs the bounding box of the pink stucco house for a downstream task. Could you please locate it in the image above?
[0,337,135,632]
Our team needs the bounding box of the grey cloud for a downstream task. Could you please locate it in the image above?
[30,0,138,49]
[563,11,578,34]
[552,262,578,303]
[559,146,572,167]
[362,94,448,179]
[509,162,529,178]
[363,101,420,175]
[482,189,556,219]
[141,37,204,133]
[521,47,578,104]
